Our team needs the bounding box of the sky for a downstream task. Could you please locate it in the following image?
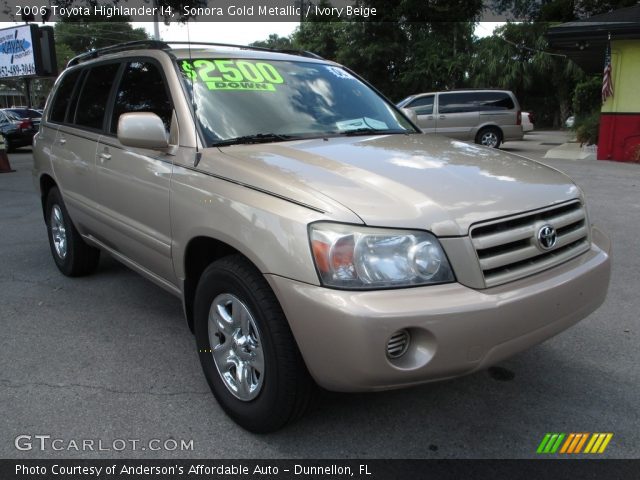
[0,21,504,46]
[136,21,504,43]
[135,21,298,44]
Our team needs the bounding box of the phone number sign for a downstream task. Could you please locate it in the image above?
[0,25,37,78]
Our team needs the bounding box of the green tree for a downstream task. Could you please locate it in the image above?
[400,22,476,94]
[54,17,149,55]
[292,0,347,60]
[333,21,408,98]
[290,0,481,100]
[531,31,584,126]
[293,22,347,61]
[250,34,293,50]
[468,22,583,126]
[491,0,638,21]
[571,76,601,143]
[468,23,542,99]
[338,0,480,99]
[55,43,76,71]
[2,0,206,22]
[572,76,601,119]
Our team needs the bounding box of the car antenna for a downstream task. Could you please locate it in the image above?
[187,21,202,168]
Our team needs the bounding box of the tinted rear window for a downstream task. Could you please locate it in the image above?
[50,69,82,123]
[475,92,515,111]
[8,109,41,119]
[439,92,515,114]
[73,63,121,130]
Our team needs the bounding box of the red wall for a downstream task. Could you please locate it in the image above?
[598,113,640,162]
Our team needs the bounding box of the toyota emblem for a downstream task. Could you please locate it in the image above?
[537,224,558,250]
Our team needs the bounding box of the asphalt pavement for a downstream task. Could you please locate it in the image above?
[1,131,638,459]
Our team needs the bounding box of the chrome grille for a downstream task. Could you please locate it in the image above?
[386,330,410,359]
[470,201,590,287]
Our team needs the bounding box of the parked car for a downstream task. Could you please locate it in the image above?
[0,109,38,151]
[397,89,524,148]
[5,108,42,131]
[522,111,534,132]
[33,42,611,432]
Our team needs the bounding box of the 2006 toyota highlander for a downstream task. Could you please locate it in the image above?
[33,41,611,432]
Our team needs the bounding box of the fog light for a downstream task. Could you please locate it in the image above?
[386,330,410,359]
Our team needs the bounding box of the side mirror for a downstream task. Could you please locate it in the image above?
[117,112,169,150]
[401,107,418,124]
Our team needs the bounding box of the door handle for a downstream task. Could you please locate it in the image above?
[58,137,66,145]
[99,152,112,161]
[439,115,446,119]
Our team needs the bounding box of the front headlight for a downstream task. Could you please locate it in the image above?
[309,222,454,289]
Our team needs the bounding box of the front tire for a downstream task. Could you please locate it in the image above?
[194,255,313,433]
[475,127,502,148]
[45,187,100,276]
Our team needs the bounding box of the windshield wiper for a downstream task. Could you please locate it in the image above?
[332,128,409,137]
[213,133,294,147]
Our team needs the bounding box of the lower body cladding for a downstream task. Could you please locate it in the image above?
[266,227,611,392]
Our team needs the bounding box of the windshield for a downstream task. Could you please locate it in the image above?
[178,58,416,146]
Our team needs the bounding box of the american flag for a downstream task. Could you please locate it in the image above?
[602,43,614,104]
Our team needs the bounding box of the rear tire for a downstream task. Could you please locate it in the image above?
[45,187,100,277]
[194,254,313,433]
[475,127,502,148]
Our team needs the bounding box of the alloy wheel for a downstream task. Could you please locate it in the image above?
[208,293,265,401]
[50,205,67,259]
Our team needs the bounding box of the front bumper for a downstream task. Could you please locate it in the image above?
[266,227,611,392]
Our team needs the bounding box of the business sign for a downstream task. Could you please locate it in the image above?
[0,25,36,78]
[0,24,57,79]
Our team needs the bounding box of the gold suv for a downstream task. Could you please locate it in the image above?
[33,41,611,432]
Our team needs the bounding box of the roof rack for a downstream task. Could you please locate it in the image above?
[276,48,324,60]
[66,40,324,68]
[66,40,170,67]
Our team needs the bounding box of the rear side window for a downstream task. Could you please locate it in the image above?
[110,61,172,134]
[475,92,515,111]
[439,93,477,114]
[408,95,434,115]
[439,92,515,114]
[50,69,81,123]
[73,63,121,130]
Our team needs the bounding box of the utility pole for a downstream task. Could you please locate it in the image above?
[295,0,305,23]
[153,0,160,40]
[24,79,32,108]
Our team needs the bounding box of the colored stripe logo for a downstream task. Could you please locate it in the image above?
[537,433,613,454]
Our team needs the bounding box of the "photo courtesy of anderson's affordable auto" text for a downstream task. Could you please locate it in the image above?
[15,462,369,477]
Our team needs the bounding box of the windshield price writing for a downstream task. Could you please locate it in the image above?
[181,59,284,91]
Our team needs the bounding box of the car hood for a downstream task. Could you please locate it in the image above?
[199,134,580,236]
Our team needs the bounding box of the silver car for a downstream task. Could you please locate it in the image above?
[398,89,524,148]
